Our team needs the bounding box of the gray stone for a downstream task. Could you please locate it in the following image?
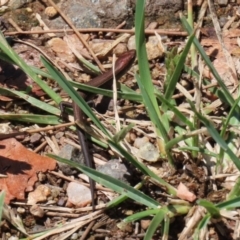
[130,0,183,16]
[97,159,131,184]
[58,144,84,175]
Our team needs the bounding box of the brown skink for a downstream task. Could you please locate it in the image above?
[73,50,136,210]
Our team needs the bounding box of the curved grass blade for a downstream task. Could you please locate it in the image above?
[163,32,195,110]
[49,154,160,208]
[194,214,211,240]
[107,180,146,209]
[189,100,240,170]
[216,196,240,209]
[108,139,177,195]
[0,191,5,222]
[70,80,143,102]
[136,74,169,141]
[155,91,194,129]
[178,146,218,158]
[0,114,60,124]
[113,123,135,143]
[227,178,240,200]
[197,200,220,218]
[0,88,60,116]
[181,16,236,108]
[135,0,165,137]
[144,209,165,240]
[0,32,61,104]
[41,56,110,137]
[124,209,160,223]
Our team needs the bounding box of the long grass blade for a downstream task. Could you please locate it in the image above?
[49,154,160,208]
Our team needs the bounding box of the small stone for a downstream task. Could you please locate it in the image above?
[38,172,46,182]
[30,26,43,39]
[97,159,131,183]
[58,144,83,175]
[8,237,19,240]
[55,132,64,139]
[67,182,91,207]
[30,205,45,217]
[147,22,158,29]
[127,35,136,50]
[123,210,134,215]
[138,142,160,162]
[218,0,228,6]
[146,36,165,60]
[113,43,128,56]
[70,233,79,240]
[117,221,133,232]
[16,207,25,214]
[133,136,149,148]
[28,185,51,204]
[141,219,151,230]
[47,38,75,63]
[45,6,58,18]
[30,133,42,144]
[57,197,66,206]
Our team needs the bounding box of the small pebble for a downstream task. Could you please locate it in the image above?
[97,159,131,183]
[28,185,51,204]
[217,0,228,6]
[45,6,58,18]
[134,136,149,148]
[141,219,151,230]
[67,182,91,207]
[57,197,66,206]
[147,21,158,29]
[8,237,19,240]
[30,205,45,217]
[38,172,46,182]
[55,132,64,139]
[30,133,42,144]
[71,233,79,240]
[139,142,159,162]
[17,207,25,214]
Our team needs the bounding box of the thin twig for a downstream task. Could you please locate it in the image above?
[79,220,95,240]
[5,28,188,36]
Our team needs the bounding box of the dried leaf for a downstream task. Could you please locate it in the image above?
[0,138,56,203]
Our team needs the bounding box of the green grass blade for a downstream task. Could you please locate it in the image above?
[0,88,60,116]
[181,16,236,108]
[216,196,240,209]
[155,91,194,129]
[0,114,60,124]
[136,74,169,142]
[163,32,195,109]
[144,209,165,240]
[178,146,218,158]
[108,139,177,195]
[124,209,160,223]
[0,32,61,104]
[0,191,5,222]
[48,154,160,208]
[41,56,110,137]
[135,0,164,136]
[189,101,240,170]
[227,178,240,200]
[194,214,211,240]
[197,200,220,218]
[107,180,146,209]
[113,123,135,143]
[70,81,143,102]
[163,214,170,240]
